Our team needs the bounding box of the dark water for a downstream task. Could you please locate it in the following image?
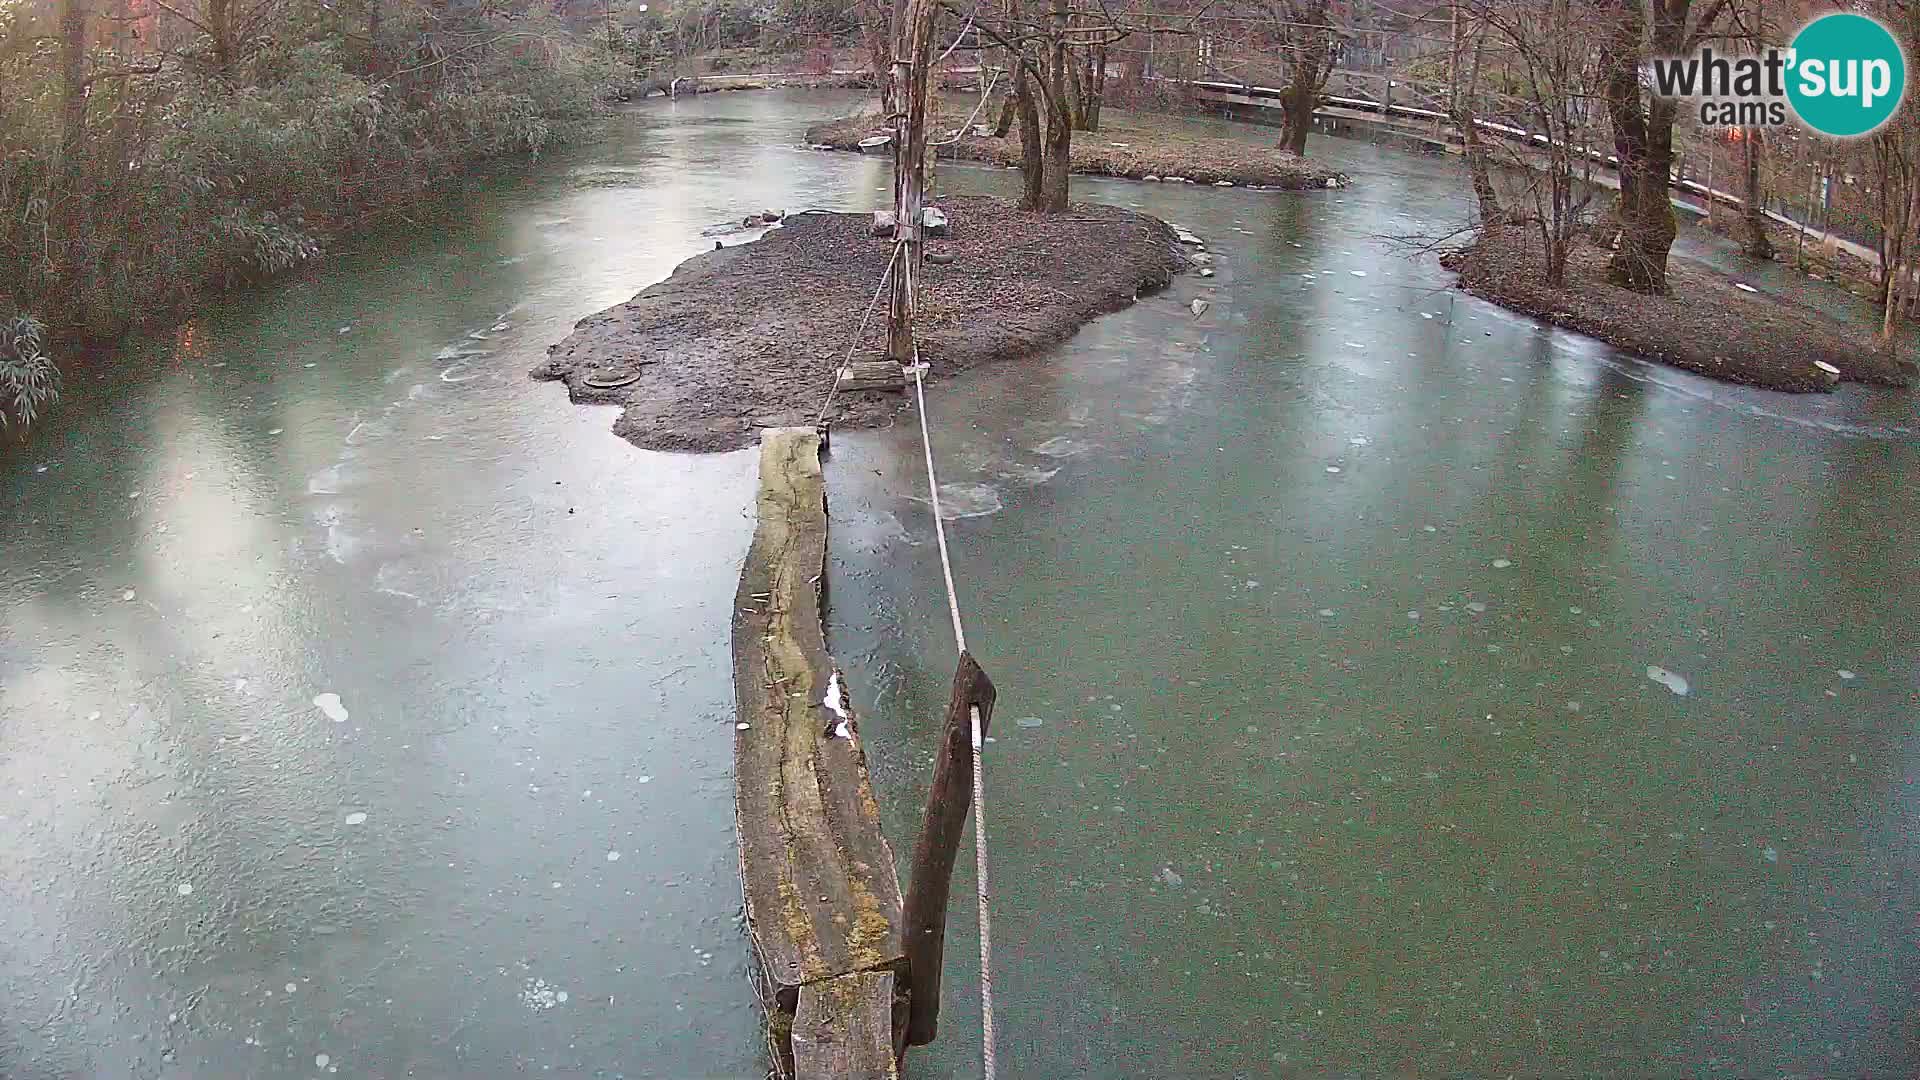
[3,90,1917,1078]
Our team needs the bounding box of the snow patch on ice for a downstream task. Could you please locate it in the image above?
[823,669,853,739]
[520,978,568,1011]
[1646,666,1690,696]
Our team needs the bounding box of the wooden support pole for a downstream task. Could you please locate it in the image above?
[887,0,936,363]
[902,650,997,1047]
[888,61,918,364]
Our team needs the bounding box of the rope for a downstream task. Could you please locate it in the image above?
[814,240,905,427]
[935,0,986,66]
[908,353,998,1080]
[933,68,1002,149]
[820,173,1000,1075]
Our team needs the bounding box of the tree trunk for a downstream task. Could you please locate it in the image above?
[1455,30,1502,223]
[1279,1,1329,157]
[1882,183,1917,342]
[1014,65,1044,210]
[1740,129,1775,259]
[1063,47,1085,129]
[1032,0,1072,212]
[1601,0,1695,292]
[1038,64,1072,211]
[1463,116,1503,223]
[1084,44,1105,131]
[367,0,383,74]
[994,92,1015,136]
[1040,107,1071,210]
[1538,216,1566,288]
[208,0,235,74]
[862,0,897,120]
[886,0,936,363]
[1598,0,1676,292]
[1876,177,1897,313]
[1883,255,1903,341]
[992,49,1016,136]
[1280,74,1313,155]
[1066,47,1101,131]
[1881,217,1904,340]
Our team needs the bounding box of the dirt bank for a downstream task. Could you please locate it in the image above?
[535,195,1186,453]
[1444,226,1912,392]
[804,103,1348,190]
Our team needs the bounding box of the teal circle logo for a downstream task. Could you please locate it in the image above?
[1787,13,1906,137]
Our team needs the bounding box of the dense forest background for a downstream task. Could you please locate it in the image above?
[0,0,864,429]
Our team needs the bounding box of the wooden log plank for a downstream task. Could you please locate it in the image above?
[792,971,903,1080]
[731,427,907,1068]
[838,361,908,392]
[902,652,996,1046]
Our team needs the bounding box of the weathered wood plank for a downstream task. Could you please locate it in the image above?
[732,427,906,1072]
[838,361,908,392]
[792,971,903,1080]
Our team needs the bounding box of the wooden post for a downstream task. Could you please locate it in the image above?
[887,0,937,363]
[902,651,997,1046]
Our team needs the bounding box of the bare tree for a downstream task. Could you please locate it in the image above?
[1871,97,1919,342]
[887,0,939,360]
[1594,0,1734,293]
[1067,30,1107,130]
[1219,0,1343,155]
[959,0,1164,210]
[1736,127,1774,258]
[1278,0,1338,155]
[147,0,284,76]
[1447,1,1504,223]
[861,0,900,118]
[1722,0,1772,258]
[1466,0,1604,286]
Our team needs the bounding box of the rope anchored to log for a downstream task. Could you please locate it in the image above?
[906,351,1001,1080]
[803,43,1003,1070]
[815,240,905,428]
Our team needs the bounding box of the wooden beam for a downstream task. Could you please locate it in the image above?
[902,651,997,1046]
[838,360,909,392]
[793,971,904,1079]
[732,427,907,1075]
